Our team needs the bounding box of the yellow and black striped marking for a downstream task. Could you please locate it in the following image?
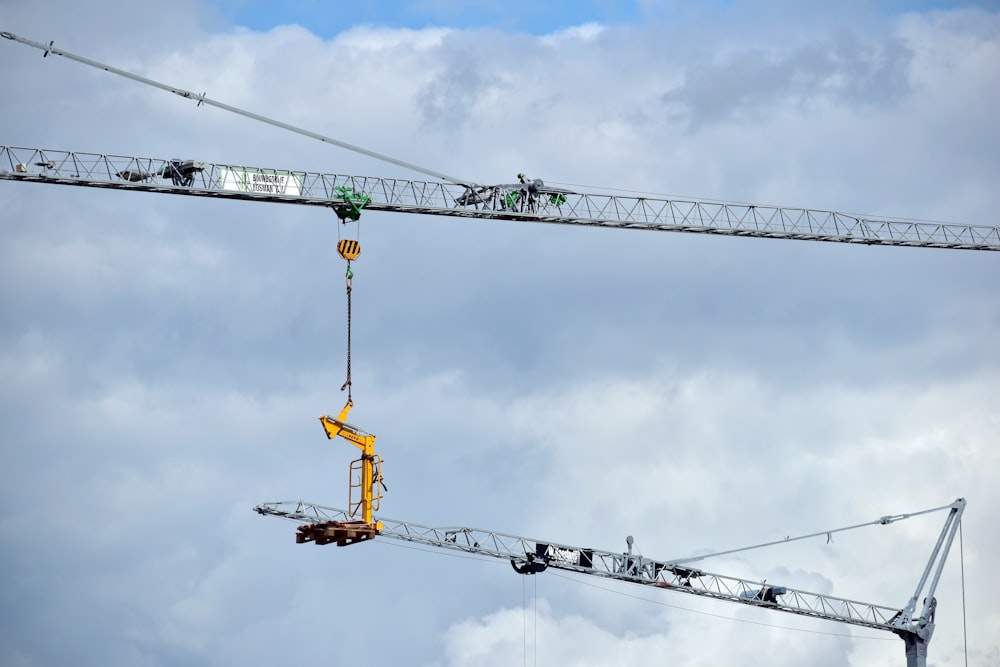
[337,239,361,261]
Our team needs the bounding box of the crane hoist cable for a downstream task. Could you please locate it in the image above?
[341,262,352,400]
[336,238,361,404]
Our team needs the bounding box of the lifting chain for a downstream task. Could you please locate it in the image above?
[337,239,361,403]
[340,260,353,402]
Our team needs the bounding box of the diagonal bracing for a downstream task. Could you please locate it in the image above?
[254,499,925,633]
[3,145,999,250]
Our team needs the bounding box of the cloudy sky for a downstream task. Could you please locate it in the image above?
[2,1,999,665]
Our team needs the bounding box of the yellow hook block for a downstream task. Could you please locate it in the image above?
[337,239,361,261]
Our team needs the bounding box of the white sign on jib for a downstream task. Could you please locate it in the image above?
[220,168,303,196]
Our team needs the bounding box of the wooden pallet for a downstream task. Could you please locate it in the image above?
[296,520,379,547]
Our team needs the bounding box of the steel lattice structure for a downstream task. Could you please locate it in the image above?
[254,498,965,642]
[3,145,999,250]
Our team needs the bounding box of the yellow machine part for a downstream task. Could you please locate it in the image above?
[318,401,384,533]
[337,239,361,261]
[349,454,383,515]
[298,403,384,547]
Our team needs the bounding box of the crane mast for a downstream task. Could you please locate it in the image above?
[3,145,1000,250]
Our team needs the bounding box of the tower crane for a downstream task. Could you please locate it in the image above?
[255,497,966,667]
[3,29,999,250]
[0,30,983,667]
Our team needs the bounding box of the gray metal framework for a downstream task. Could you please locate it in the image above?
[3,145,999,250]
[255,497,965,665]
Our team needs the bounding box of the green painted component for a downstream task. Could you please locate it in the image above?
[333,186,371,221]
[549,193,567,206]
[505,191,520,210]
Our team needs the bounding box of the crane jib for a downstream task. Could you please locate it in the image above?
[2,145,998,250]
[253,496,966,648]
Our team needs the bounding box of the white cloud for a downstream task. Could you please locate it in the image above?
[0,1,997,666]
[442,596,858,667]
[540,22,606,45]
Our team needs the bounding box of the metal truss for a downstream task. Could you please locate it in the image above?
[254,500,904,632]
[3,145,998,251]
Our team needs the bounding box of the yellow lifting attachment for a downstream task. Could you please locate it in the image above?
[296,400,385,547]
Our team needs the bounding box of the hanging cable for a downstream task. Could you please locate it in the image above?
[669,502,955,565]
[521,570,538,666]
[341,261,353,402]
[960,520,968,667]
[0,31,475,187]
[337,240,361,403]
[522,575,527,667]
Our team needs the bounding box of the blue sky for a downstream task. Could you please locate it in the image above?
[211,0,652,35]
[1,1,999,666]
[211,0,996,36]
